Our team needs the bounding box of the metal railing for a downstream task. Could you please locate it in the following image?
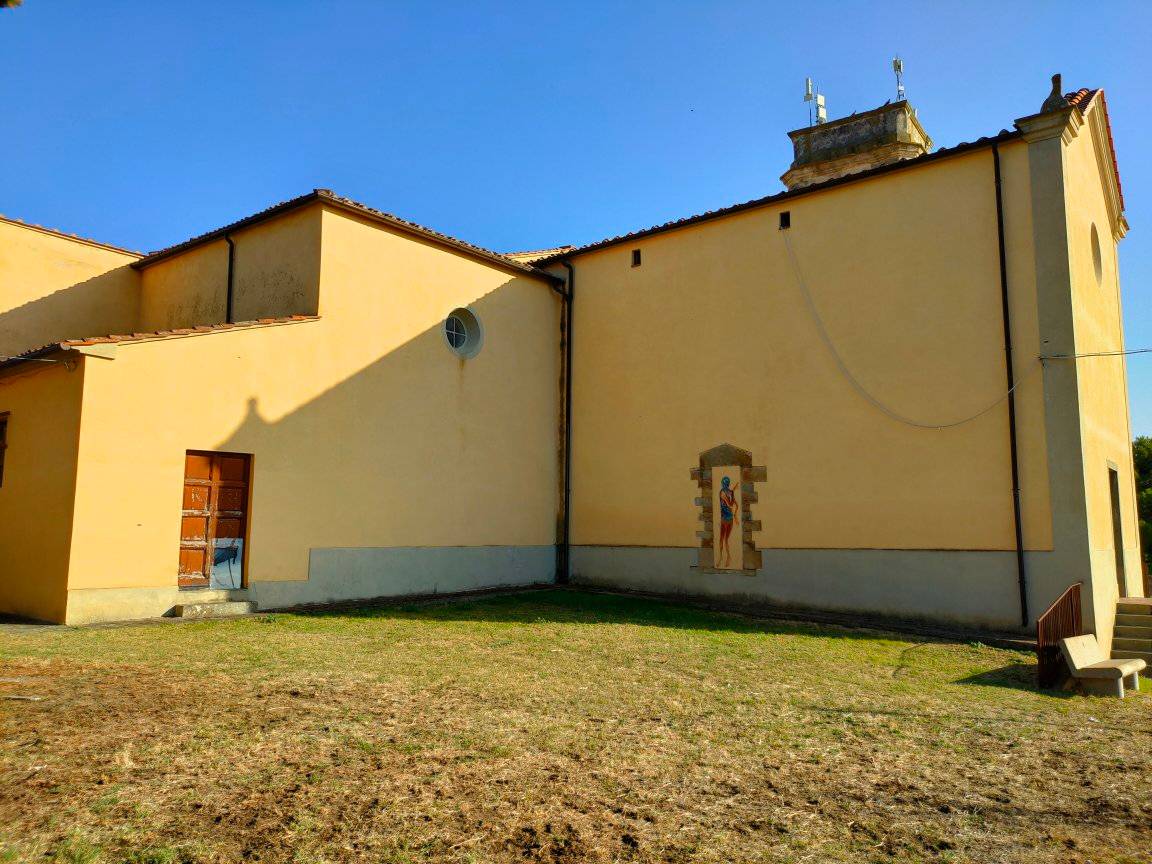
[1036,582,1083,688]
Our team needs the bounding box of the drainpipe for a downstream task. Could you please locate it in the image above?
[225,234,236,324]
[993,143,1029,628]
[557,260,575,585]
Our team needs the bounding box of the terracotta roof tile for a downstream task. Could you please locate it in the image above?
[536,130,1024,264]
[134,189,561,284]
[1064,88,1124,210]
[317,190,555,276]
[0,315,318,369]
[1064,88,1097,110]
[0,213,142,256]
[503,246,575,263]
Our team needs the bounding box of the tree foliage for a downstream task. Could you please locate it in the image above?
[0,1,24,8]
[1135,436,1151,566]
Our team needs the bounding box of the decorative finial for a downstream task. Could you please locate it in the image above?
[1041,73,1066,113]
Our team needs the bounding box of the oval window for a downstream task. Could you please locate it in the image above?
[443,307,483,359]
[1091,223,1103,285]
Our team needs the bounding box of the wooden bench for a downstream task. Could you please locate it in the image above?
[1059,634,1146,698]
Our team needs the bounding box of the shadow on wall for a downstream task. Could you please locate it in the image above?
[196,275,562,569]
[0,265,139,357]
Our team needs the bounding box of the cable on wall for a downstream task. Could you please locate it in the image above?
[781,229,1043,430]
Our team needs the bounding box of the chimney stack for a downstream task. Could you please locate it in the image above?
[781,100,933,191]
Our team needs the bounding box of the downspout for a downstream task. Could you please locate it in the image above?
[225,234,236,324]
[993,143,1029,627]
[558,260,575,585]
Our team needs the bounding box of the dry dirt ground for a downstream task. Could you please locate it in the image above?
[0,589,1149,864]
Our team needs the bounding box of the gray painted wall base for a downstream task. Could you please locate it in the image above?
[249,545,555,610]
[570,545,1031,630]
[64,546,554,624]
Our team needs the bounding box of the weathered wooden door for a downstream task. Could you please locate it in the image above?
[179,451,251,589]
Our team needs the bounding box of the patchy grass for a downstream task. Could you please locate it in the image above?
[0,589,1149,863]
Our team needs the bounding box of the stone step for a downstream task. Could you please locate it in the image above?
[1114,625,1152,640]
[1116,613,1152,628]
[1117,599,1152,615]
[173,600,257,619]
[1112,649,1152,665]
[1113,637,1152,652]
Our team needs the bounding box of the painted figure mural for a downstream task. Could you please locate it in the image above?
[717,475,739,568]
[691,443,765,573]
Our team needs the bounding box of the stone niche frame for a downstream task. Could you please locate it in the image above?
[690,443,765,574]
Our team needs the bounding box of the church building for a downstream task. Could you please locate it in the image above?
[0,77,1142,659]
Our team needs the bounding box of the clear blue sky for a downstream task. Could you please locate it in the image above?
[2,1,1149,433]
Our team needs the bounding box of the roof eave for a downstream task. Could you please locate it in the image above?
[316,194,563,285]
[130,191,324,269]
[132,190,562,286]
[536,130,1024,265]
[0,315,321,373]
[0,214,142,258]
[0,344,67,374]
[1079,92,1127,239]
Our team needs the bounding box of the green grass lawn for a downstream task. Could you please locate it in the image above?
[1,589,1149,863]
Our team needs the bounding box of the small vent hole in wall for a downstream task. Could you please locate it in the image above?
[631,249,642,267]
[779,211,791,230]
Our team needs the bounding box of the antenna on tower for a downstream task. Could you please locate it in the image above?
[804,77,826,125]
[892,56,905,101]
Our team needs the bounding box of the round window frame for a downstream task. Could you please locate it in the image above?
[442,307,484,359]
[1090,223,1103,286]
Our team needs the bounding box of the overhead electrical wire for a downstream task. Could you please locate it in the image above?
[1042,348,1152,360]
[1,260,1148,404]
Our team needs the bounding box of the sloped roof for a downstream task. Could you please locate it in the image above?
[1063,88,1098,111]
[0,315,318,371]
[534,129,1024,264]
[133,189,561,284]
[1063,88,1124,210]
[0,84,1123,280]
[535,84,1125,264]
[0,213,141,256]
[503,246,575,263]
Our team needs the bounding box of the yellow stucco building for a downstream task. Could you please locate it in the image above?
[0,79,1143,657]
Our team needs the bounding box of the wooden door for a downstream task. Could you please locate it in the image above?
[179,451,251,589]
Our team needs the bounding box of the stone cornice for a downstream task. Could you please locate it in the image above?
[1017,98,1127,240]
[1082,102,1128,240]
[1014,106,1083,144]
[780,142,926,190]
